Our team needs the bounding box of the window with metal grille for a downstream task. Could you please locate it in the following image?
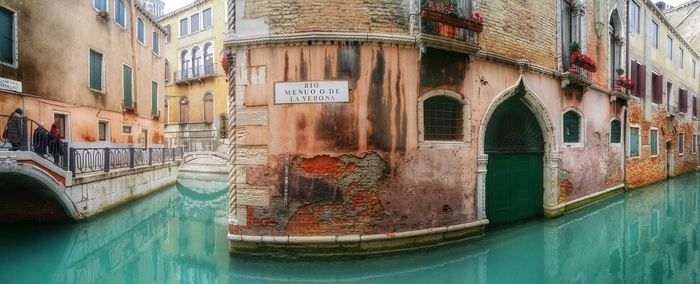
[423,96,463,141]
[610,120,621,143]
[630,126,640,157]
[563,111,580,143]
[650,129,658,156]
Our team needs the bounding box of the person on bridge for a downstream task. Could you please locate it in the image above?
[3,108,23,150]
[48,123,62,163]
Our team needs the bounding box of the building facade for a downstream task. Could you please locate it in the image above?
[625,0,700,188]
[138,0,165,18]
[159,0,228,147]
[223,0,634,253]
[0,0,166,147]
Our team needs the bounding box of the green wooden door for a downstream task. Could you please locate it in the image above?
[485,88,544,227]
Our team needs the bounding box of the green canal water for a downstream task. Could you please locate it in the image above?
[2,174,700,283]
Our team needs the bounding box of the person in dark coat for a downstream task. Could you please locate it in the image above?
[3,108,23,150]
[48,123,62,162]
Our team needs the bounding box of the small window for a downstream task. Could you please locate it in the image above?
[563,111,581,143]
[93,0,107,12]
[0,6,16,66]
[89,50,103,91]
[179,97,190,123]
[679,132,685,155]
[202,8,213,29]
[650,20,659,49]
[115,0,127,28]
[191,13,200,33]
[693,134,697,154]
[667,36,673,59]
[151,81,158,116]
[165,59,170,82]
[650,129,658,156]
[423,96,463,141]
[631,2,640,33]
[152,31,159,54]
[179,18,188,37]
[137,18,145,44]
[630,126,640,157]
[680,48,685,69]
[610,120,621,143]
[98,120,109,142]
[122,124,132,134]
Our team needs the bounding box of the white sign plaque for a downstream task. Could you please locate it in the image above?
[0,77,21,93]
[274,81,349,104]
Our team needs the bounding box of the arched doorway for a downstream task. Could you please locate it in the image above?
[484,85,545,227]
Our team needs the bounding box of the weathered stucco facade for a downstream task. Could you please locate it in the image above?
[0,0,166,146]
[223,0,644,254]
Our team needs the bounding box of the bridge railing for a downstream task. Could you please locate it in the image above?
[0,114,69,170]
[69,146,184,176]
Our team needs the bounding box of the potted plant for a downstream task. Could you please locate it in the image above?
[421,1,485,36]
[569,41,597,72]
[615,68,625,79]
[465,12,485,32]
[97,10,109,22]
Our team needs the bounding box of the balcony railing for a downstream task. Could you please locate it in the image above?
[174,63,218,83]
[562,55,593,87]
[69,146,183,176]
[419,1,480,51]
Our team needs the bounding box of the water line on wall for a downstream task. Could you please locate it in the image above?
[284,152,289,207]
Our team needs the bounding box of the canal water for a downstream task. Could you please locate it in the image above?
[2,174,700,283]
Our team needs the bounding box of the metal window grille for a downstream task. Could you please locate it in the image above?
[424,96,463,141]
[610,120,621,143]
[650,129,658,156]
[563,111,580,143]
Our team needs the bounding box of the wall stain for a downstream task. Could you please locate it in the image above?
[419,48,466,90]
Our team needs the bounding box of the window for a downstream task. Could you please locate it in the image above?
[694,95,698,117]
[650,128,658,156]
[667,36,673,59]
[123,65,133,108]
[0,6,16,66]
[631,1,640,33]
[165,59,170,82]
[563,110,581,143]
[630,126,640,157]
[89,50,103,91]
[151,81,158,116]
[179,18,188,37]
[650,20,659,49]
[191,13,200,33]
[679,132,685,155]
[693,134,697,154]
[122,124,132,134]
[115,0,127,28]
[560,0,581,69]
[179,97,190,123]
[680,48,685,69]
[98,120,109,142]
[54,113,68,140]
[164,25,171,43]
[202,8,213,29]
[630,60,646,98]
[93,0,107,11]
[181,50,191,80]
[679,88,688,113]
[204,93,214,123]
[137,18,145,44]
[152,32,159,54]
[652,73,663,104]
[611,119,621,143]
[423,96,464,141]
[204,43,214,75]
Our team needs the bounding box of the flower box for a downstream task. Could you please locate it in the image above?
[615,78,634,90]
[569,51,597,72]
[421,9,484,33]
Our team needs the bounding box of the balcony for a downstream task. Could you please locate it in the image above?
[418,1,482,55]
[174,63,219,84]
[561,54,594,91]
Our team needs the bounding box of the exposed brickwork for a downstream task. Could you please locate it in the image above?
[0,189,72,224]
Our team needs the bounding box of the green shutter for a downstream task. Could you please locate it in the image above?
[89,51,102,90]
[0,7,14,64]
[630,128,640,157]
[123,65,133,107]
[151,81,158,115]
[610,120,621,143]
[563,111,580,143]
[650,130,658,156]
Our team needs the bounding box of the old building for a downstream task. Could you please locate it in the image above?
[625,0,700,188]
[0,0,166,147]
[222,0,633,254]
[159,0,229,147]
[138,0,165,18]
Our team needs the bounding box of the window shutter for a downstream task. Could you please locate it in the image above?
[151,82,158,115]
[631,60,639,96]
[638,64,646,98]
[89,51,102,90]
[650,130,658,156]
[0,7,13,64]
[679,89,687,112]
[611,120,621,143]
[653,74,663,104]
[123,66,133,107]
[694,96,698,117]
[630,128,640,157]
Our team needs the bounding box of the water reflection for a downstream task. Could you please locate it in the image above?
[1,174,700,283]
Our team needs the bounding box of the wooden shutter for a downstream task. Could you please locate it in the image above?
[679,89,687,112]
[123,65,133,107]
[89,51,102,90]
[630,60,639,96]
[653,74,663,104]
[638,64,647,98]
[694,96,698,117]
[151,81,158,115]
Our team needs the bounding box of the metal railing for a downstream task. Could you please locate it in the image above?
[420,0,478,45]
[563,55,593,81]
[0,115,69,170]
[69,146,184,176]
[174,63,218,82]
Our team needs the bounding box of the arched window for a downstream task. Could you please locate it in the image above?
[192,46,202,76]
[152,31,159,54]
[563,110,581,143]
[137,18,145,44]
[164,59,170,82]
[203,93,214,123]
[179,97,189,123]
[181,50,190,80]
[204,43,214,74]
[610,119,621,143]
[423,96,464,141]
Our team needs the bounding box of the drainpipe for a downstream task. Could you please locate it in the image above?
[624,0,630,183]
[130,2,139,118]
